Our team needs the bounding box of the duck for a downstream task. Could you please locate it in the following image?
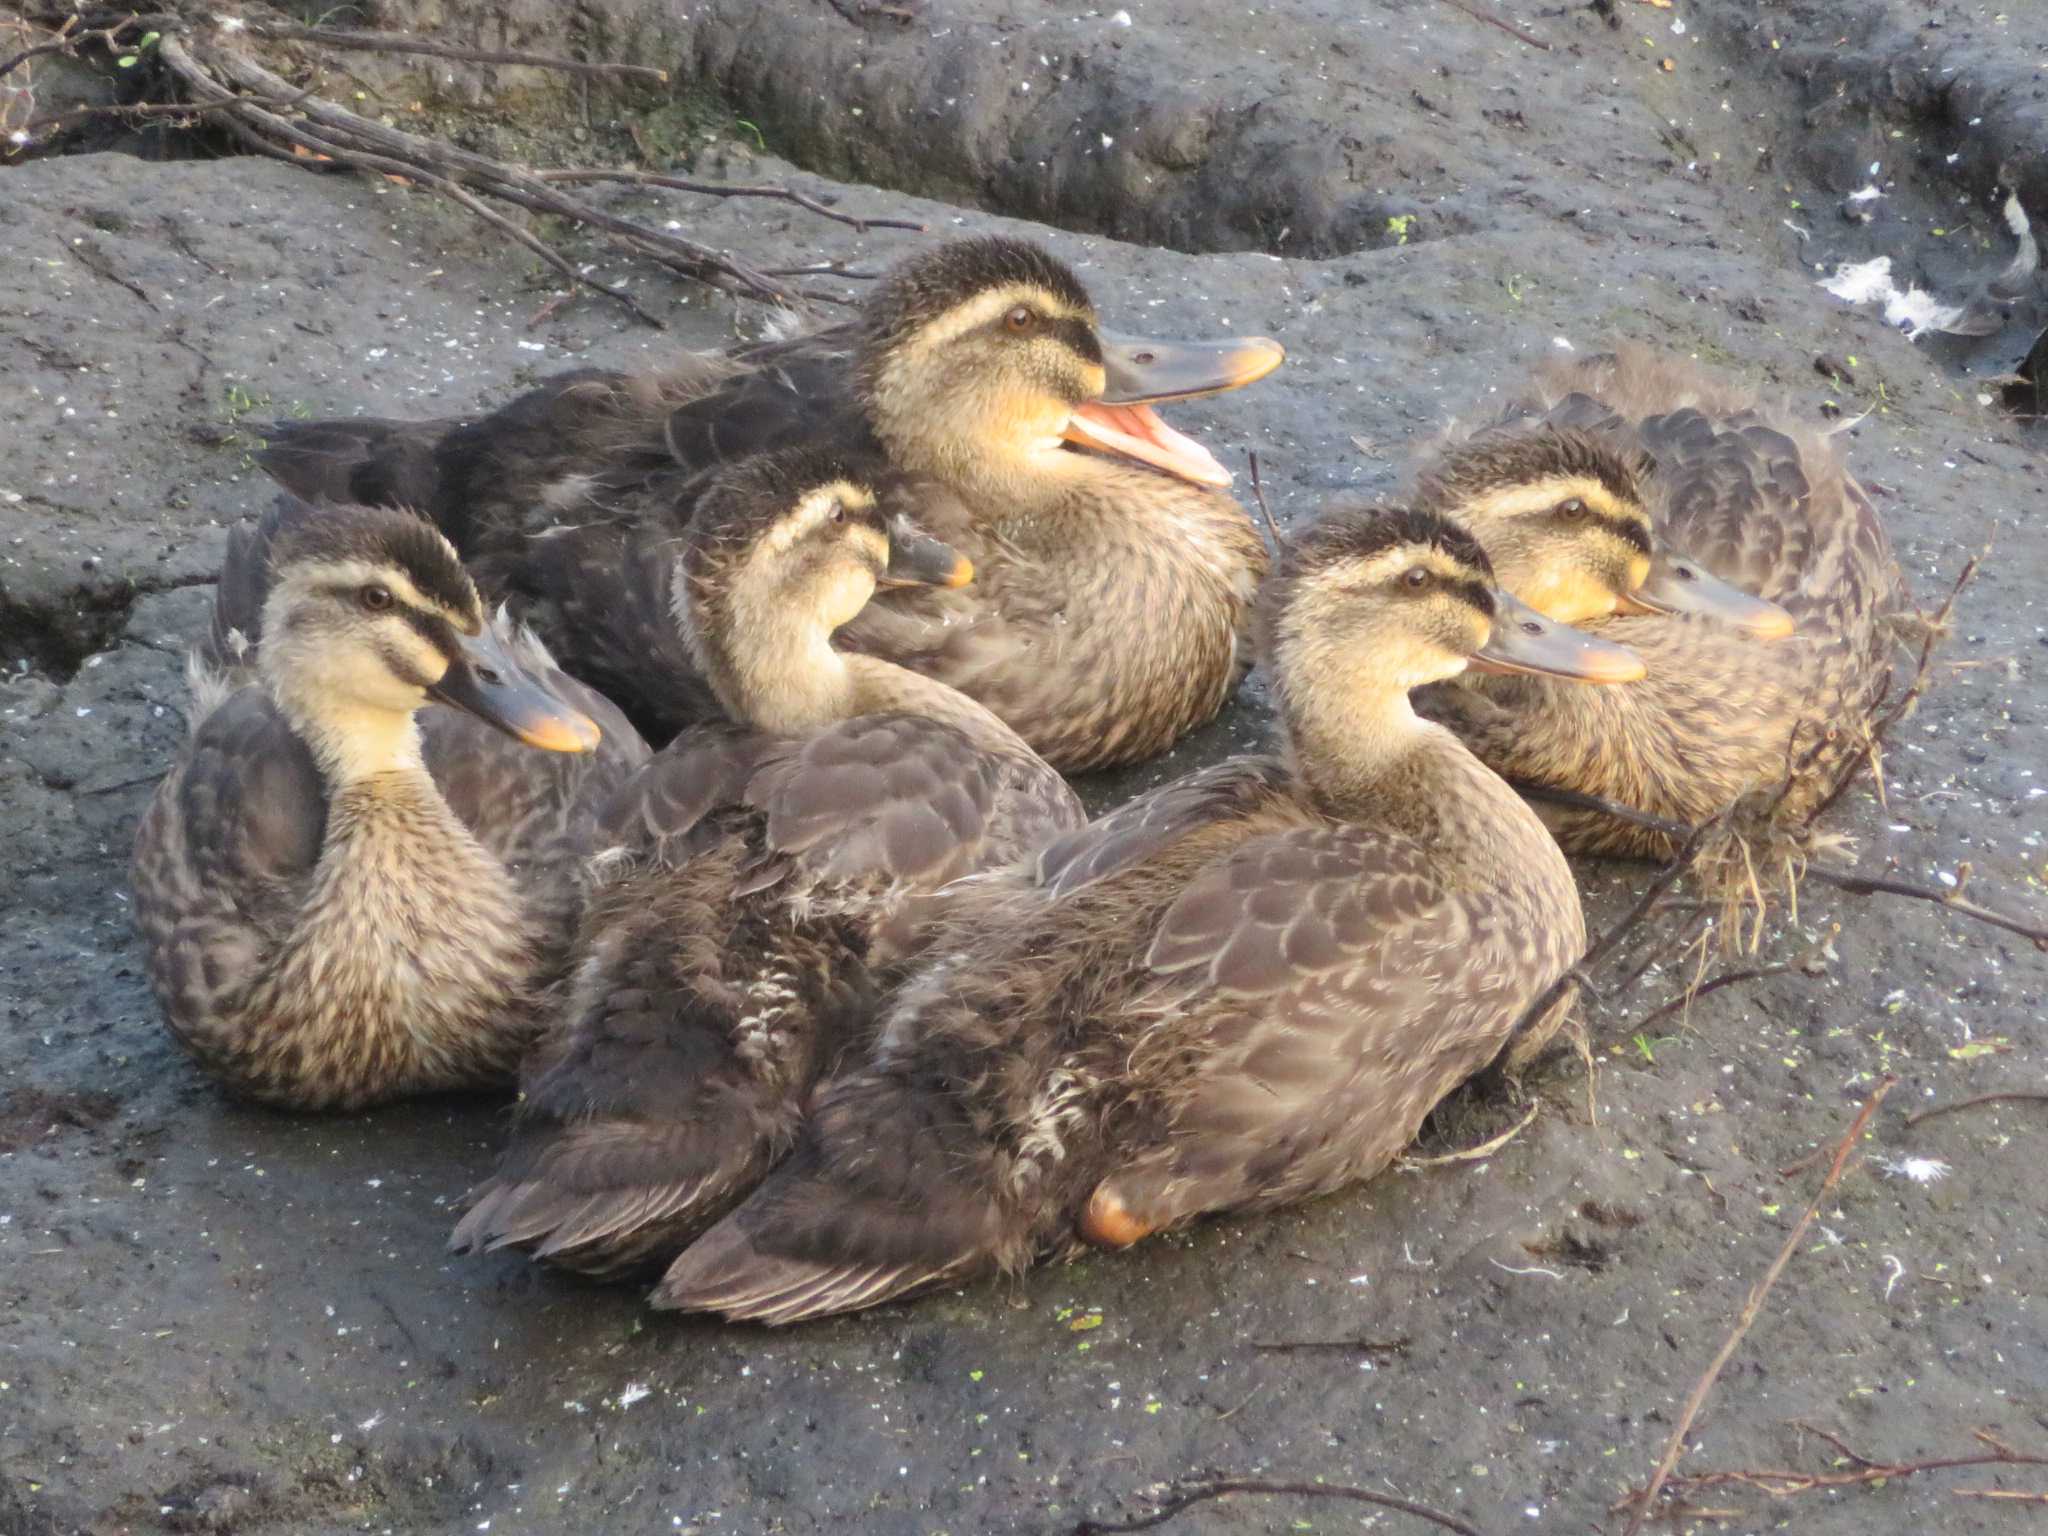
[130,496,651,1112]
[449,446,1086,1277]
[648,502,1645,1323]
[1409,347,1902,860]
[257,236,1285,771]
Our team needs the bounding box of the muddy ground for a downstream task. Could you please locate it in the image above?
[3,1,2047,1532]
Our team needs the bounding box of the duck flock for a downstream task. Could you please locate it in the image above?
[129,235,1904,1325]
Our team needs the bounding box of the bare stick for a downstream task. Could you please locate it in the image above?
[1802,866,2048,950]
[1434,0,1554,51]
[1252,1335,1410,1356]
[1617,1076,1897,1535]
[540,168,927,233]
[1516,784,2047,951]
[1622,964,1797,1037]
[1905,1091,2048,1128]
[243,22,670,82]
[1072,1478,1489,1536]
[1245,451,1288,552]
[1400,1101,1540,1169]
[1628,1423,2048,1504]
[1505,809,1726,1045]
[1955,1489,2048,1503]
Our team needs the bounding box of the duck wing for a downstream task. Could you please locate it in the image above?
[452,712,1073,1277]
[132,687,327,1064]
[255,415,465,514]
[655,816,1558,1325]
[1033,757,1290,898]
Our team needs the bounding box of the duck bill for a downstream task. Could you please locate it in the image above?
[1470,590,1647,684]
[1061,402,1235,488]
[1616,552,1797,638]
[1060,330,1287,490]
[879,519,974,589]
[1097,330,1286,405]
[429,624,602,753]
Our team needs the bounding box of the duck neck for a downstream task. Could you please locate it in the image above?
[843,652,1033,751]
[1282,677,1560,889]
[697,603,860,735]
[268,672,429,788]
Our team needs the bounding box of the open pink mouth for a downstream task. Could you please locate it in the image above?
[1061,401,1233,488]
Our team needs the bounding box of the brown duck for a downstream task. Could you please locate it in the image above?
[1411,348,1901,858]
[258,237,1283,771]
[130,497,649,1111]
[450,447,1084,1276]
[650,504,1643,1323]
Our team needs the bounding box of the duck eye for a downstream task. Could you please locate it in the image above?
[1403,567,1430,590]
[1556,498,1585,520]
[830,501,846,524]
[1004,305,1036,334]
[358,584,393,612]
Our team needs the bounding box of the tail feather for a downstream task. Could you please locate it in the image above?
[651,1071,1017,1323]
[257,416,459,518]
[449,1076,804,1278]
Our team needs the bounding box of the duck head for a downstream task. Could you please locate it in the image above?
[257,500,599,780]
[855,236,1283,498]
[1416,430,1795,637]
[674,447,973,732]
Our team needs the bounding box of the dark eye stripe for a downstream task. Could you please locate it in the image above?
[1054,316,1103,365]
[1450,579,1496,618]
[1599,513,1653,556]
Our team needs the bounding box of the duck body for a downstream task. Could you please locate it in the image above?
[132,497,647,1111]
[1416,348,1904,858]
[451,452,1085,1276]
[260,238,1279,770]
[653,506,1639,1323]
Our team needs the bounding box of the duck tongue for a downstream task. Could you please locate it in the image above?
[1061,401,1233,488]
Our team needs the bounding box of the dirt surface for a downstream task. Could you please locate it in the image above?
[4,1,2048,1532]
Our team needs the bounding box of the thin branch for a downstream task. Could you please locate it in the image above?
[1504,809,1727,1045]
[1622,963,1798,1037]
[1627,1423,2048,1505]
[1801,866,2048,951]
[1514,783,2047,951]
[1400,1101,1540,1169]
[1251,1335,1410,1356]
[1905,1091,2048,1129]
[1072,1478,1489,1536]
[1617,1076,1897,1535]
[1245,450,1289,553]
[1,13,82,81]
[1433,0,1554,51]
[242,23,671,82]
[539,168,927,232]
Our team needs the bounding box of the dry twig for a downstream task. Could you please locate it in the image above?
[242,22,672,82]
[1072,1477,1489,1536]
[1905,1090,2048,1129]
[1623,1423,2048,1508]
[1616,1077,1897,1534]
[1434,0,1554,50]
[1399,1101,1540,1169]
[15,8,918,320]
[1245,451,1289,552]
[540,168,926,233]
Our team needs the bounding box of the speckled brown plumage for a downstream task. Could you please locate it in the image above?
[449,452,1084,1276]
[257,236,1270,770]
[1416,348,1906,858]
[652,506,1591,1324]
[130,497,648,1112]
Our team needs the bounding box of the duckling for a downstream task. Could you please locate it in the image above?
[649,504,1644,1323]
[1411,348,1903,859]
[131,497,650,1112]
[449,447,1085,1277]
[258,236,1284,770]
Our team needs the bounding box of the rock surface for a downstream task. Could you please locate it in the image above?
[3,1,2046,1532]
